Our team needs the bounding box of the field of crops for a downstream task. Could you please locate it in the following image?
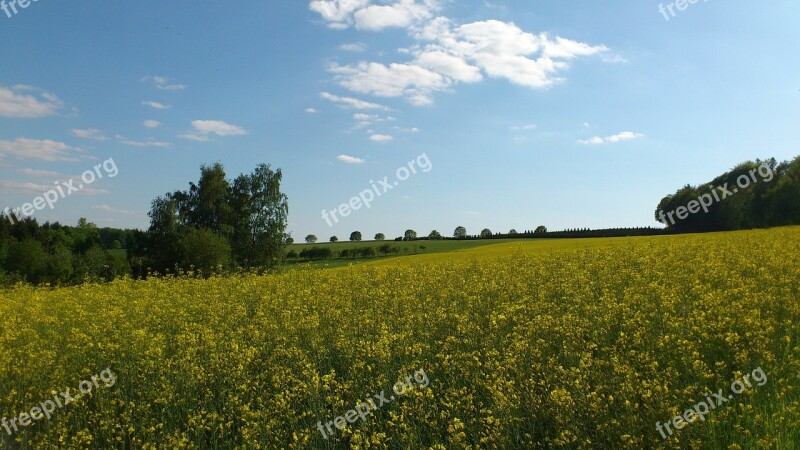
[1,227,799,449]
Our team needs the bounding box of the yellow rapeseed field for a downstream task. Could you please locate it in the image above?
[1,227,799,449]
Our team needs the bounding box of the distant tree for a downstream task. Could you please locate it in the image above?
[428,230,442,240]
[379,243,392,256]
[286,250,298,259]
[509,229,518,236]
[305,234,318,244]
[419,245,427,252]
[283,235,294,245]
[374,233,385,241]
[454,226,467,239]
[299,247,332,260]
[330,236,339,243]
[535,226,548,234]
[360,247,376,258]
[481,228,492,238]
[350,231,362,242]
[404,229,417,241]
[229,164,289,268]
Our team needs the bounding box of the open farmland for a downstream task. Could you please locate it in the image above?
[1,227,799,449]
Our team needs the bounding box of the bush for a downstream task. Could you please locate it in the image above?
[179,228,232,276]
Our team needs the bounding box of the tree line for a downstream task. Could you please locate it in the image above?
[655,155,800,232]
[0,217,131,286]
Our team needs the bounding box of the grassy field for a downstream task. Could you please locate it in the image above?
[1,228,799,449]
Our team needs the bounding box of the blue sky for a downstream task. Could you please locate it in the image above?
[1,0,798,240]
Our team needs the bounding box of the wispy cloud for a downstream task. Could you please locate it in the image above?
[91,205,140,215]
[142,100,171,110]
[578,131,645,145]
[72,128,109,141]
[180,120,247,142]
[0,138,83,162]
[369,134,394,143]
[115,135,172,148]
[143,120,161,128]
[339,42,368,52]
[337,154,366,164]
[320,92,389,110]
[141,75,186,91]
[0,85,63,118]
[0,179,109,195]
[20,168,61,177]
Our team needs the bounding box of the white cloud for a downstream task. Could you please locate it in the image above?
[351,113,395,129]
[141,75,186,91]
[72,128,109,140]
[578,136,605,145]
[354,113,378,121]
[190,120,247,136]
[91,205,139,215]
[320,91,389,110]
[180,120,247,141]
[443,21,607,89]
[0,138,81,162]
[353,0,438,31]
[337,154,366,164]
[369,134,394,142]
[142,100,171,110]
[329,62,450,105]
[310,0,439,30]
[510,123,537,131]
[339,42,367,52]
[578,131,645,145]
[115,135,172,148]
[606,131,644,142]
[332,25,605,103]
[315,7,608,105]
[305,108,319,113]
[143,120,161,128]
[413,50,483,83]
[0,86,63,118]
[309,0,371,28]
